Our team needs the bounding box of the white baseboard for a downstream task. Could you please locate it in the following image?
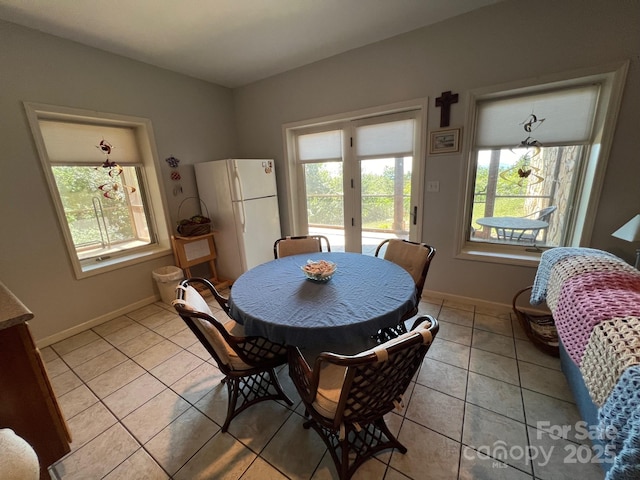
[35,295,160,348]
[422,289,512,313]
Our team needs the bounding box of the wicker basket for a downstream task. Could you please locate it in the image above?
[176,197,211,237]
[512,286,559,357]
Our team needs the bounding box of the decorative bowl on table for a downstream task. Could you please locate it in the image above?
[301,259,337,282]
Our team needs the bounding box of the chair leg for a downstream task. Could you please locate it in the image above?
[305,417,408,480]
[220,369,293,432]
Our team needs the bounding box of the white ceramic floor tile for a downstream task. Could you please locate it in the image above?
[145,407,219,476]
[48,295,591,480]
[93,315,137,337]
[52,329,102,357]
[102,372,166,418]
[437,321,473,346]
[50,423,139,480]
[390,418,460,480]
[102,449,169,479]
[66,401,117,452]
[85,359,146,398]
[121,389,190,444]
[427,338,471,369]
[125,304,167,322]
[173,430,257,480]
[472,328,516,358]
[466,371,524,422]
[72,348,129,383]
[417,357,468,400]
[150,349,204,386]
[58,384,99,421]
[459,446,533,480]
[521,389,585,443]
[474,313,514,337]
[518,361,573,402]
[462,403,531,473]
[132,339,183,371]
[49,369,83,397]
[406,383,465,440]
[469,348,520,385]
[515,338,561,370]
[439,306,474,328]
[116,329,165,357]
[260,413,327,479]
[61,338,115,368]
[526,426,607,480]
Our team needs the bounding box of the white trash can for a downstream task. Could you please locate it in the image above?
[152,266,184,305]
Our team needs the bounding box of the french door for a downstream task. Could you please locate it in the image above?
[291,109,424,254]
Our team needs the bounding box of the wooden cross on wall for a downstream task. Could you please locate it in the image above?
[435,91,459,128]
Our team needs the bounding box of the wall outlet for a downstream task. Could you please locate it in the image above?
[426,181,440,192]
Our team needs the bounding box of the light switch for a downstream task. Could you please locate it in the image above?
[426,181,440,192]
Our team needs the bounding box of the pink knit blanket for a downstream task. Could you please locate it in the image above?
[553,271,640,366]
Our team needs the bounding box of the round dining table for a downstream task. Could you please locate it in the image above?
[228,252,417,351]
[476,216,548,241]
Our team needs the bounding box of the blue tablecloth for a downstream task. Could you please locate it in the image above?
[228,252,416,349]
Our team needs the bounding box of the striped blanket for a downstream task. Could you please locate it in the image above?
[531,248,640,480]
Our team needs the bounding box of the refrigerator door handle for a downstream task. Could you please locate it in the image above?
[238,200,246,232]
[233,166,247,232]
[232,165,244,202]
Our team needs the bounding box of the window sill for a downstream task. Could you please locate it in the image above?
[76,245,173,279]
[457,243,545,268]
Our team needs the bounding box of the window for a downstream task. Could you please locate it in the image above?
[284,102,425,254]
[460,63,628,264]
[25,103,172,278]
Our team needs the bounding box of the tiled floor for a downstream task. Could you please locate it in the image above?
[42,293,606,480]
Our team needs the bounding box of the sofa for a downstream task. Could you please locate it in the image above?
[530,247,640,479]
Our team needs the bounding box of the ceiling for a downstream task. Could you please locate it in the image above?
[0,0,501,88]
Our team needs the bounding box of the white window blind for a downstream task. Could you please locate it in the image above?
[38,119,140,165]
[297,130,342,162]
[475,85,600,148]
[356,119,414,157]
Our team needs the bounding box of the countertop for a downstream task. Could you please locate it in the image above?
[0,281,34,331]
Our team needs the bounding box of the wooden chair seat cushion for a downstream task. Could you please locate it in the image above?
[174,286,252,371]
[384,239,430,286]
[312,319,434,420]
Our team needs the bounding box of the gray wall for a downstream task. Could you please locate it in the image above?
[233,0,640,303]
[0,20,237,341]
[1,0,639,343]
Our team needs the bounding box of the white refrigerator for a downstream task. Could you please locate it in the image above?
[194,159,281,280]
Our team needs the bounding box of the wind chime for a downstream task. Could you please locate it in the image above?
[95,139,136,199]
[499,113,546,187]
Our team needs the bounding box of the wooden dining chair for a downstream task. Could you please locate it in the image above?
[273,235,331,259]
[373,238,436,342]
[172,278,293,432]
[288,315,439,480]
[186,277,230,314]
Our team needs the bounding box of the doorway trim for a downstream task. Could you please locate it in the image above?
[282,98,428,244]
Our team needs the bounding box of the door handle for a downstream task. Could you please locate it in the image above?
[413,206,417,225]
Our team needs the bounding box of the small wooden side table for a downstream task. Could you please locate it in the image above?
[171,232,231,290]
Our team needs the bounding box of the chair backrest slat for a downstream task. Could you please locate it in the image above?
[274,235,331,258]
[375,239,435,297]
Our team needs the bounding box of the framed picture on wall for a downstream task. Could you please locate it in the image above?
[429,127,461,154]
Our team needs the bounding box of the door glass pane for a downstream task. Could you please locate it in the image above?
[305,162,345,252]
[360,157,411,255]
